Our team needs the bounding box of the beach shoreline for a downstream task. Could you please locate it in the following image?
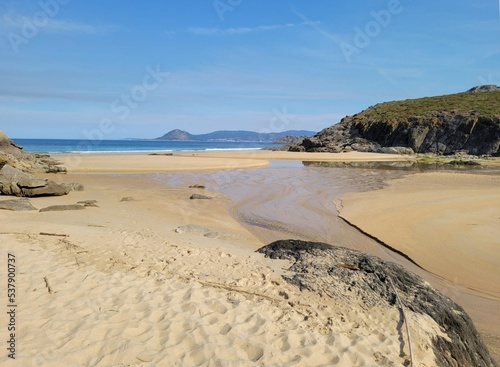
[54,150,415,174]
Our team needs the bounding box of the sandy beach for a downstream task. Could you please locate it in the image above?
[1,151,499,365]
[58,150,415,173]
[339,172,500,300]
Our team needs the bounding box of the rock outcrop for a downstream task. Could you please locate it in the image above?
[272,135,308,145]
[0,130,66,173]
[289,87,500,156]
[0,130,79,198]
[468,85,500,93]
[258,240,498,367]
[0,164,71,197]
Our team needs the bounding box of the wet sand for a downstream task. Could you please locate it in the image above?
[56,150,415,174]
[339,172,500,299]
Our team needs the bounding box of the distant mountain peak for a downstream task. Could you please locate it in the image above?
[155,129,316,142]
[156,129,195,141]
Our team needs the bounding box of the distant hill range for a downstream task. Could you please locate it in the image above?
[287,85,500,156]
[155,129,316,143]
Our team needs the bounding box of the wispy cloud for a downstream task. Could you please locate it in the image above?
[165,21,320,36]
[1,12,117,35]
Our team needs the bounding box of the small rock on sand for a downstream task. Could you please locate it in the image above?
[203,231,220,238]
[77,200,99,207]
[0,198,37,211]
[39,204,85,212]
[204,232,241,240]
[120,196,135,202]
[175,224,210,234]
[189,184,206,189]
[190,194,212,200]
[64,182,85,191]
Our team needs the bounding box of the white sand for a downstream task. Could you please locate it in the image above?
[0,173,442,367]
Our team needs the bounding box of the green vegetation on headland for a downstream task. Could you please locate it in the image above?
[358,90,500,122]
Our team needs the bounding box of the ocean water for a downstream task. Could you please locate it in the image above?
[11,139,277,154]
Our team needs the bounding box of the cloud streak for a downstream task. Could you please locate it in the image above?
[1,12,117,35]
[165,21,320,36]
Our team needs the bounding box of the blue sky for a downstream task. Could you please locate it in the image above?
[0,0,499,139]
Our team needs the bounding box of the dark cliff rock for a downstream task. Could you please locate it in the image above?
[258,239,498,367]
[289,87,500,156]
[272,135,308,145]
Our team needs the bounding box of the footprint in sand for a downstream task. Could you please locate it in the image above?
[207,302,228,315]
[219,324,232,335]
[238,342,264,362]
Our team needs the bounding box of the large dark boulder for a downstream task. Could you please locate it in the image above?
[258,240,498,367]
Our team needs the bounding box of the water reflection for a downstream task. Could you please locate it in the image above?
[302,160,499,173]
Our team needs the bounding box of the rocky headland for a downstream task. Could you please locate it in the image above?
[258,240,498,367]
[287,86,500,156]
[0,130,66,173]
[0,130,79,200]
